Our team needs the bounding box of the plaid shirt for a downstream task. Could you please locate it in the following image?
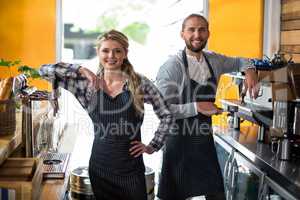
[39,62,173,151]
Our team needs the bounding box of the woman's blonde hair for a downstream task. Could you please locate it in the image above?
[96,29,144,114]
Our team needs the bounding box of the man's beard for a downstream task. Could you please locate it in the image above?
[186,40,207,53]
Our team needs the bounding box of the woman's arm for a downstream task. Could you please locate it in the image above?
[141,76,174,151]
[39,62,94,109]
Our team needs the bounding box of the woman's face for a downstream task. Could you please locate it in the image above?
[97,39,127,71]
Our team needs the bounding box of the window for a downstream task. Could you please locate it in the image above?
[57,0,206,180]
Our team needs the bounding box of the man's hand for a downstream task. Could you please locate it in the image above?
[196,102,223,116]
[244,68,259,99]
[78,67,99,89]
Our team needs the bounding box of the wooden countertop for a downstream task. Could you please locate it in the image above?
[39,152,75,200]
[40,132,92,200]
[0,107,87,199]
[0,113,92,200]
[40,173,69,200]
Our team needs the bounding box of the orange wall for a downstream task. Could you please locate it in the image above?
[208,0,264,58]
[209,0,264,126]
[0,0,56,90]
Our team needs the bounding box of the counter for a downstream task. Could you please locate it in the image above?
[40,167,69,200]
[40,131,92,200]
[214,128,300,199]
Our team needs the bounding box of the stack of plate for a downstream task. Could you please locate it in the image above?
[69,167,94,200]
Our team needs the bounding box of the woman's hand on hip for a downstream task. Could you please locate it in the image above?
[129,141,155,157]
[78,67,99,89]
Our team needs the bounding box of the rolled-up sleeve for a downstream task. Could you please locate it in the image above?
[39,62,92,109]
[156,60,198,119]
[141,76,174,151]
[212,53,255,74]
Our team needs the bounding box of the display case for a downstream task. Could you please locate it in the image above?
[214,135,235,199]
[259,176,298,200]
[215,135,263,200]
[229,152,263,200]
[214,134,300,200]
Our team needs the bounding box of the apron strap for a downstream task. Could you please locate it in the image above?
[202,53,217,84]
[182,48,189,70]
[182,48,192,102]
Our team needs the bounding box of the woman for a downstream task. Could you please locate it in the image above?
[38,30,173,200]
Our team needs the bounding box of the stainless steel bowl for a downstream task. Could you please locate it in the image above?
[69,167,94,200]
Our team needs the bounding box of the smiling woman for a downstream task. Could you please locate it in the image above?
[16,29,174,200]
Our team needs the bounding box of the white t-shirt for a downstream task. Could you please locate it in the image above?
[187,54,211,85]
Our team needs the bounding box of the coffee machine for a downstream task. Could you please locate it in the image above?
[259,64,300,159]
[221,62,300,159]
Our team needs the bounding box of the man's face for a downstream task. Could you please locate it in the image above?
[181,17,209,53]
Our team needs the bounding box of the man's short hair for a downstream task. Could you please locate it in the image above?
[182,14,209,31]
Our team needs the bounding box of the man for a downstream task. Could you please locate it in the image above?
[156,14,259,200]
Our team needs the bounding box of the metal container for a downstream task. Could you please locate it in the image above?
[257,126,266,142]
[145,166,155,200]
[277,134,291,161]
[69,167,94,200]
[272,101,288,136]
[293,106,300,136]
[271,136,279,154]
[69,166,154,199]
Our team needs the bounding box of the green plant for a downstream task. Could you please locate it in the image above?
[0,59,21,67]
[0,58,40,78]
[0,59,40,109]
[18,65,40,79]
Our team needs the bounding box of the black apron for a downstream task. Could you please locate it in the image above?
[88,90,147,200]
[158,50,224,200]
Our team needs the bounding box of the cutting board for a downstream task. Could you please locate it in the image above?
[0,158,43,200]
[0,159,35,179]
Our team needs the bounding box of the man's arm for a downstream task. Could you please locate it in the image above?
[210,52,259,99]
[156,60,198,120]
[210,52,254,74]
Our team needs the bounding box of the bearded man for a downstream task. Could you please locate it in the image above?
[156,14,259,200]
